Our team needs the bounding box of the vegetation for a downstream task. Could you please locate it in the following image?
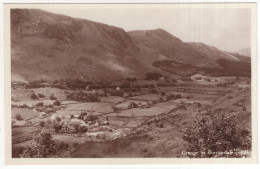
[145,72,163,80]
[38,93,45,98]
[53,100,61,106]
[36,102,44,107]
[49,94,57,100]
[128,102,137,109]
[30,93,38,100]
[17,130,69,158]
[15,113,23,121]
[66,91,100,102]
[183,112,251,158]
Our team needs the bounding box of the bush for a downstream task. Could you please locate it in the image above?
[15,114,22,121]
[167,94,175,101]
[50,94,57,100]
[31,93,38,100]
[151,89,157,94]
[56,116,61,122]
[183,112,251,158]
[176,94,182,99]
[161,91,166,96]
[128,102,137,109]
[39,121,45,127]
[145,72,163,80]
[112,106,120,113]
[53,100,61,106]
[36,102,44,107]
[38,93,45,98]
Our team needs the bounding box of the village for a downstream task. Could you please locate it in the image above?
[11,73,251,157]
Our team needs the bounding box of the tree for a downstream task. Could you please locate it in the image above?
[56,116,61,122]
[145,72,162,80]
[128,102,137,109]
[183,112,251,158]
[50,94,57,100]
[31,93,38,100]
[112,106,120,116]
[39,121,45,128]
[36,102,44,107]
[15,114,22,121]
[19,130,69,158]
[38,93,45,98]
[53,100,61,106]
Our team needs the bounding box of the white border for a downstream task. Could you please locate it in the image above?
[0,0,259,169]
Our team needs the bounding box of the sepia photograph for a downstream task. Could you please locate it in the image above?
[3,2,258,165]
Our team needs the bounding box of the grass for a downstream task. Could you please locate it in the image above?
[12,127,35,139]
[12,108,39,120]
[115,100,147,109]
[128,94,163,101]
[100,96,124,103]
[64,102,114,114]
[154,102,179,110]
[109,107,168,117]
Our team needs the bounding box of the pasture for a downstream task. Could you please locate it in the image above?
[109,107,168,117]
[12,108,39,120]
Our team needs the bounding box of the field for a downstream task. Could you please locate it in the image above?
[12,108,39,120]
[128,94,165,101]
[11,76,251,158]
[109,107,168,117]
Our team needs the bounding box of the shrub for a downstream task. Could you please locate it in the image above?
[145,72,163,80]
[53,100,61,106]
[15,114,22,121]
[151,89,157,94]
[128,93,133,97]
[56,116,61,122]
[39,121,45,127]
[167,94,175,101]
[31,93,38,100]
[38,93,45,98]
[128,102,137,109]
[176,94,182,99]
[36,102,44,107]
[183,112,251,158]
[161,91,166,96]
[50,94,57,100]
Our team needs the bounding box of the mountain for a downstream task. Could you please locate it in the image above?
[11,9,251,82]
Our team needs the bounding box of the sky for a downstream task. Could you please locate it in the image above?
[42,5,251,52]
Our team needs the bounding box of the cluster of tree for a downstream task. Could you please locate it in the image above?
[166,94,182,101]
[183,111,251,158]
[181,77,193,81]
[145,72,163,80]
[126,77,137,82]
[15,113,22,121]
[216,82,235,87]
[66,91,100,102]
[13,130,70,158]
[107,89,124,97]
[128,102,138,109]
[53,79,92,90]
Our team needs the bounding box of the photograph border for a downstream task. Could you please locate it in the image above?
[3,2,258,165]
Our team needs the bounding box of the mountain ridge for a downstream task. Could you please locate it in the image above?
[11,9,250,82]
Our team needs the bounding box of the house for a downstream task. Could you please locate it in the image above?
[159,77,166,83]
[40,112,47,118]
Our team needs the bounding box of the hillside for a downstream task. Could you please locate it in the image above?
[11,9,250,82]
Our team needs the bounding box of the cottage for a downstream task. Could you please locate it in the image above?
[39,112,47,118]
